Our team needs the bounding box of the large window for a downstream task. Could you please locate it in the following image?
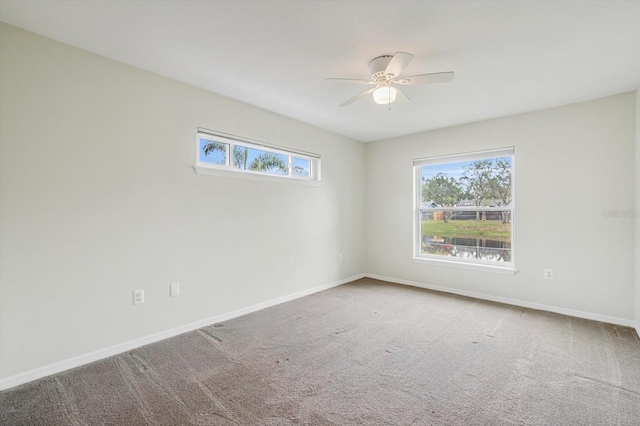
[414,147,515,273]
[195,129,320,183]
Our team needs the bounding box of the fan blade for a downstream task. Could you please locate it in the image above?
[385,52,414,77]
[394,86,410,103]
[340,87,377,107]
[396,72,455,85]
[326,78,376,85]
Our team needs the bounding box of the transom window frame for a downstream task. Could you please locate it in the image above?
[194,128,321,185]
[412,147,516,275]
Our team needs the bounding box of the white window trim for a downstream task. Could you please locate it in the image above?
[411,257,517,275]
[413,147,516,274]
[194,166,322,186]
[194,128,321,185]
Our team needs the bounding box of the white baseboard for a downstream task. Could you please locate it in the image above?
[0,274,364,392]
[365,273,637,329]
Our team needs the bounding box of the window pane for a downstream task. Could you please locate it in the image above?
[195,131,320,182]
[421,210,512,262]
[293,157,310,177]
[233,146,289,175]
[199,138,227,165]
[418,152,513,265]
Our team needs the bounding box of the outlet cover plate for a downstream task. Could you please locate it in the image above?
[170,282,180,297]
[133,289,144,305]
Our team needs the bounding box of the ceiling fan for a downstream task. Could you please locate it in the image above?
[327,52,454,107]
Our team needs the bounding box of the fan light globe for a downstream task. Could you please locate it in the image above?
[373,86,397,105]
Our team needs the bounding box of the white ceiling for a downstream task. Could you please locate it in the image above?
[1,1,639,142]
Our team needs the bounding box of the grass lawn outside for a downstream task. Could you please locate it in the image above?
[422,219,511,242]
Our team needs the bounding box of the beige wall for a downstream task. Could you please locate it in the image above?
[366,93,636,320]
[0,23,366,380]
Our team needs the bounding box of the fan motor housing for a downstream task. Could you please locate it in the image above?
[369,55,394,81]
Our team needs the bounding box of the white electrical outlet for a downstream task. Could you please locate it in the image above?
[133,289,144,305]
[544,269,553,280]
[338,254,343,263]
[170,282,180,297]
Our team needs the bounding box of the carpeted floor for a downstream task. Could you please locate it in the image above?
[1,278,639,425]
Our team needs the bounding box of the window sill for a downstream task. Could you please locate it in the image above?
[194,166,322,186]
[412,257,517,275]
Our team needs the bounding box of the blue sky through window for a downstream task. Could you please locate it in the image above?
[199,138,226,164]
[293,157,310,176]
[421,157,511,180]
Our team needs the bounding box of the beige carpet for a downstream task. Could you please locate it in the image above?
[1,278,639,425]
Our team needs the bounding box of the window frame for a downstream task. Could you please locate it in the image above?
[194,129,321,184]
[413,147,516,274]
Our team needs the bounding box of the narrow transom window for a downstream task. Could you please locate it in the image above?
[195,129,320,183]
[414,147,515,273]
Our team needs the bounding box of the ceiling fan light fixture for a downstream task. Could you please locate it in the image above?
[327,52,454,107]
[373,86,397,105]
